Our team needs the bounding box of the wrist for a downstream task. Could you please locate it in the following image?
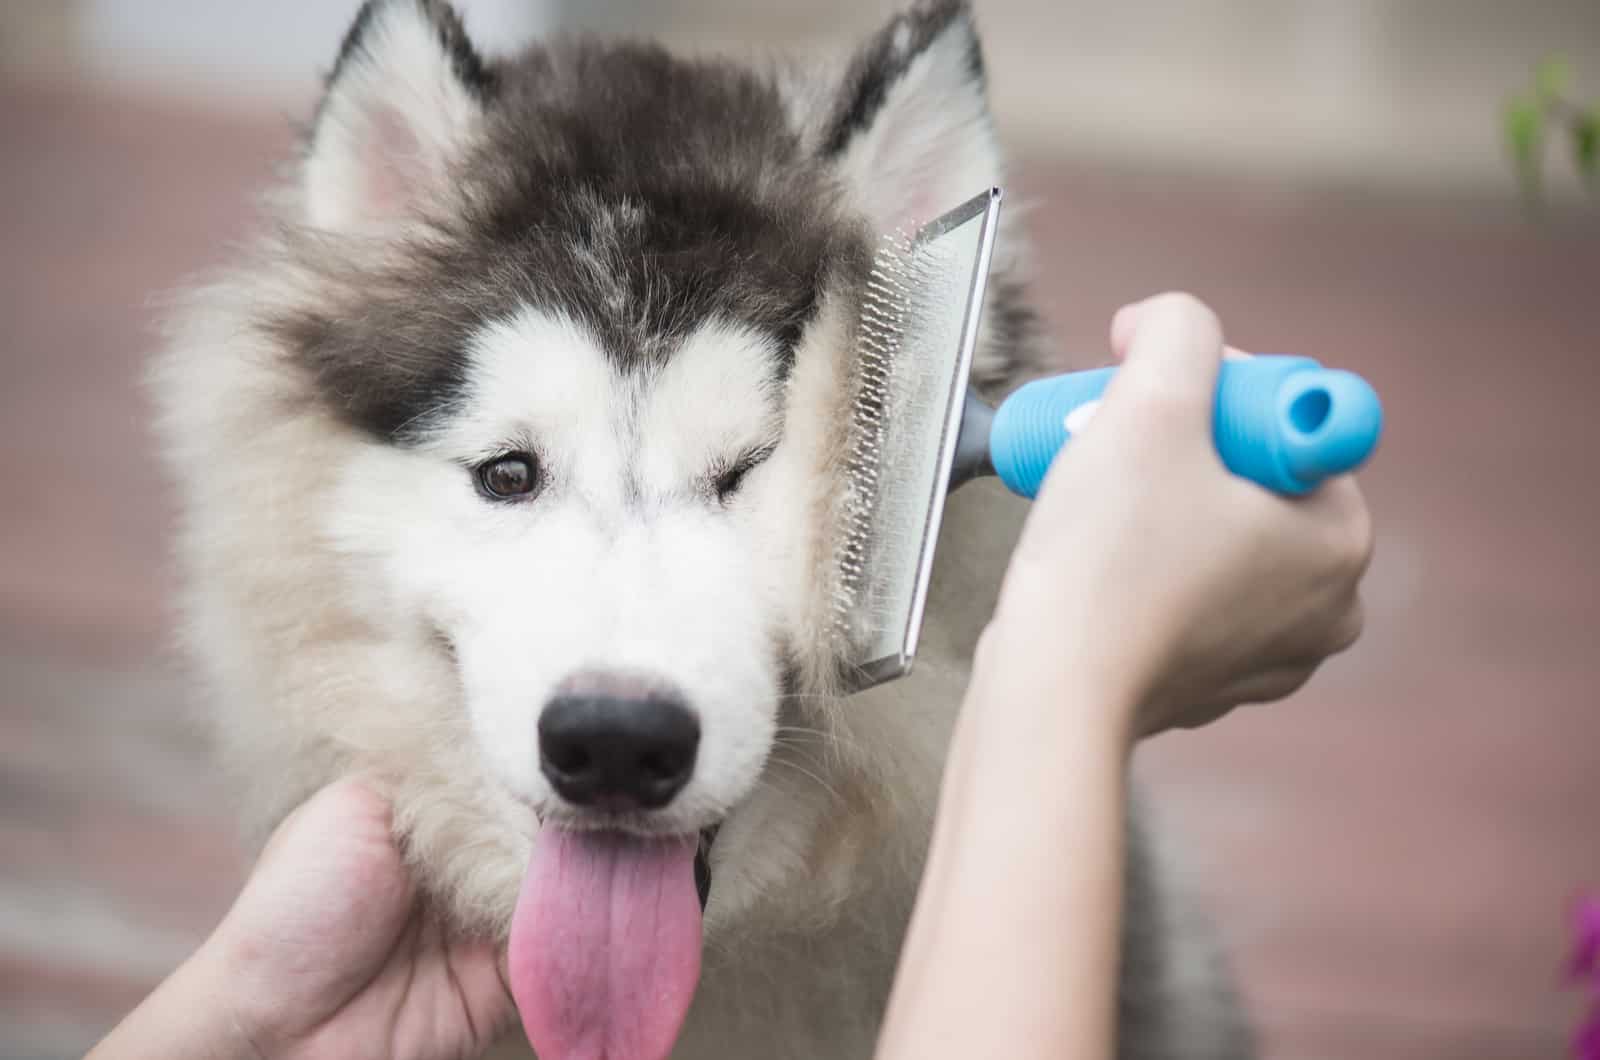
[972,608,1146,754]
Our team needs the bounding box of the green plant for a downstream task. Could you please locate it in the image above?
[1505,56,1598,204]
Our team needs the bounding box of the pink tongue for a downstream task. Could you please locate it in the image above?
[509,825,703,1060]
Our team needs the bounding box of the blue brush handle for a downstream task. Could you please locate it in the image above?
[988,355,1383,498]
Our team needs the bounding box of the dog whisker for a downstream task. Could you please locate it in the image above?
[762,756,844,805]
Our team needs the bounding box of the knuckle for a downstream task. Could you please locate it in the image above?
[1344,506,1375,575]
[1324,484,1374,577]
[1332,596,1366,652]
[1276,665,1316,700]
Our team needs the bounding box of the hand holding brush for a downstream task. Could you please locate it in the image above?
[879,292,1375,1060]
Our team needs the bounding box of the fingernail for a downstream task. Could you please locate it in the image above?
[1063,398,1101,436]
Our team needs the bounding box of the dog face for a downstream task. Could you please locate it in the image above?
[160,0,1044,924]
[329,306,809,837]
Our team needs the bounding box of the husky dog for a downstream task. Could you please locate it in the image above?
[154,0,1250,1056]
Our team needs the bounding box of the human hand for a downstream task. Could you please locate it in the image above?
[987,292,1373,740]
[192,778,515,1060]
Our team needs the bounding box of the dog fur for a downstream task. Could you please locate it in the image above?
[152,1,1252,1055]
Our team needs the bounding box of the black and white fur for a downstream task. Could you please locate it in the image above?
[152,1,1252,1055]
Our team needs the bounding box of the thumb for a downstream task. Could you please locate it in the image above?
[1101,293,1225,436]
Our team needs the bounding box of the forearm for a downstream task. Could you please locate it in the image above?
[87,944,262,1060]
[876,636,1134,1060]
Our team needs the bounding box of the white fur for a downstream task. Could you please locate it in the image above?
[304,0,483,231]
[824,8,1042,397]
[636,320,783,491]
[326,308,785,837]
[833,14,1004,236]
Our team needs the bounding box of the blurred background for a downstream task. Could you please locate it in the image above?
[2,1,1598,1057]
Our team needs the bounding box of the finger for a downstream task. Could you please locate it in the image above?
[256,776,398,880]
[498,945,514,995]
[1112,299,1252,364]
[1110,299,1144,358]
[255,787,327,863]
[1328,592,1365,655]
[1101,292,1226,434]
[1190,663,1320,717]
[1141,661,1323,736]
[1332,479,1376,579]
[1280,475,1375,587]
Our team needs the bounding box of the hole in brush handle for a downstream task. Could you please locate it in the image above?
[1287,387,1333,434]
[1277,370,1384,484]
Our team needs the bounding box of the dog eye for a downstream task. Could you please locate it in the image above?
[714,464,751,501]
[476,453,539,500]
[713,444,775,503]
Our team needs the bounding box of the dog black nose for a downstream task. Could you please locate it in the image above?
[539,683,699,810]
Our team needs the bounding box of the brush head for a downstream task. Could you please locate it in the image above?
[831,187,1003,692]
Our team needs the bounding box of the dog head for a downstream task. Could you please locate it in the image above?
[160,0,1047,943]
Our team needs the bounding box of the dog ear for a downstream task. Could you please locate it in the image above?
[824,2,1054,398]
[303,0,494,232]
[821,0,999,236]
